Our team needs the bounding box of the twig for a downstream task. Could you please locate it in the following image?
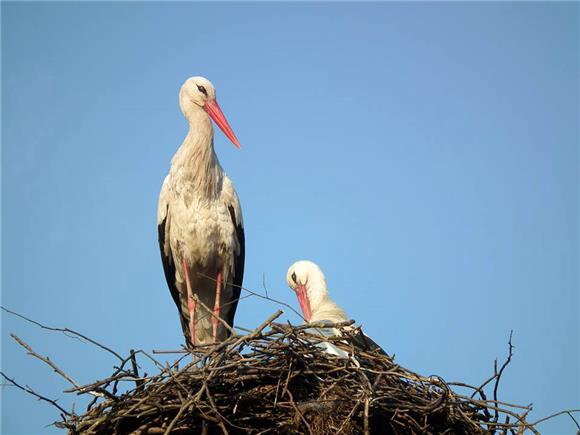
[284,387,313,435]
[239,286,304,320]
[493,331,514,423]
[198,274,304,320]
[163,399,191,435]
[10,334,107,399]
[10,334,81,389]
[262,272,269,298]
[530,409,580,428]
[152,349,189,354]
[130,349,144,391]
[1,306,123,362]
[0,371,71,416]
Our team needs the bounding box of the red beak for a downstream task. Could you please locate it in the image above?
[204,99,241,148]
[296,284,312,322]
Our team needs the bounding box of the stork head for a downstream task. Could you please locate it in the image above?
[287,260,330,322]
[179,76,241,148]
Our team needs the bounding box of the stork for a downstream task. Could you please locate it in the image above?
[286,260,386,355]
[158,77,244,347]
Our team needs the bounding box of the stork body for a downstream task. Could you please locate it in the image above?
[287,261,386,355]
[158,77,244,346]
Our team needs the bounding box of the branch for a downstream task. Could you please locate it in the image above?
[0,371,71,416]
[1,306,123,362]
[493,331,514,424]
[530,409,580,428]
[198,273,305,321]
[10,333,105,399]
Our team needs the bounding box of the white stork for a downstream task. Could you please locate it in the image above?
[286,260,386,355]
[158,77,244,347]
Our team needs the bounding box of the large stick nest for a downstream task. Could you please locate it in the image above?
[54,312,537,435]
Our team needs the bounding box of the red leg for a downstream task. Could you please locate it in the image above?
[212,271,223,342]
[182,259,196,346]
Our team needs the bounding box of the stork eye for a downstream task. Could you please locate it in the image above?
[291,272,297,284]
[197,85,208,96]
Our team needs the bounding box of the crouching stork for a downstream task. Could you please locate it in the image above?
[287,260,386,355]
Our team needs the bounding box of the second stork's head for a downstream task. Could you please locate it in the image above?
[287,260,347,323]
[179,76,241,148]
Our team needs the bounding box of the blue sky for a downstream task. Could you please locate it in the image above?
[2,2,578,434]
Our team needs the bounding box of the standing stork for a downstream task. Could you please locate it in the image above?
[287,260,386,355]
[158,77,244,347]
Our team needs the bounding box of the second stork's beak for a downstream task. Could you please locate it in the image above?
[204,99,241,148]
[296,284,312,322]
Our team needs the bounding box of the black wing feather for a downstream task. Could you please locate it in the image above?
[158,207,191,345]
[348,329,387,356]
[225,205,245,329]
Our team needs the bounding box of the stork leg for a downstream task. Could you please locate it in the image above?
[212,271,223,342]
[182,259,196,346]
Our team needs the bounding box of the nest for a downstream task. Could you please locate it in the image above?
[49,311,539,435]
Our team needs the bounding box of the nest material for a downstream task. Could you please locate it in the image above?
[59,313,536,435]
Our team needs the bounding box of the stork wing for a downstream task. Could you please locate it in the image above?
[158,180,191,345]
[348,328,387,356]
[311,322,387,356]
[304,326,360,366]
[222,177,245,329]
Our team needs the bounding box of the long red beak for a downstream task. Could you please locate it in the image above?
[296,285,312,322]
[204,99,241,148]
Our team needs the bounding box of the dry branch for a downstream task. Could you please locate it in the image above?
[1,306,123,361]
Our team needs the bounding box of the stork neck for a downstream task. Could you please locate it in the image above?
[310,294,348,323]
[171,111,223,198]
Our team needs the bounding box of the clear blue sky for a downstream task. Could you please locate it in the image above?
[2,2,578,434]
